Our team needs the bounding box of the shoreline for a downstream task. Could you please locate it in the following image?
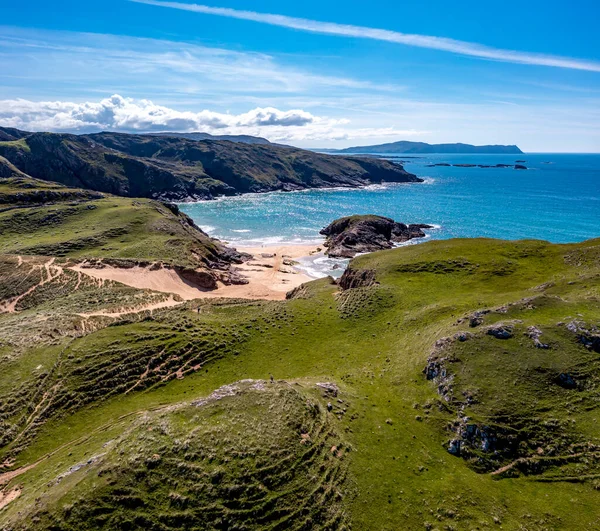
[71,243,325,303]
[223,243,324,299]
[176,180,423,204]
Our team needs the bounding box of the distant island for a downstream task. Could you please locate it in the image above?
[320,140,523,154]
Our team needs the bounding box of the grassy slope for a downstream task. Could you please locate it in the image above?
[0,176,228,268]
[1,238,599,529]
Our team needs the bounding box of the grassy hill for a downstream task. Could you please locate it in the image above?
[0,128,421,201]
[1,232,599,529]
[0,173,245,270]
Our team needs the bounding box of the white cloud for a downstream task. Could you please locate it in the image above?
[133,1,600,73]
[0,94,425,142]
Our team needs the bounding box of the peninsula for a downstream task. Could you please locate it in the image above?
[0,127,421,201]
[322,140,523,154]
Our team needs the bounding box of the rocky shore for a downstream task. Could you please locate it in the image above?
[427,162,528,170]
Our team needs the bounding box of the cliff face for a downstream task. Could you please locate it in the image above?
[0,128,422,201]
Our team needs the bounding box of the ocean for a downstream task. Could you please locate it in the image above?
[180,153,600,278]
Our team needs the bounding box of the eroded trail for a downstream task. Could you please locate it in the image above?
[77,296,183,318]
[0,488,21,510]
[0,464,37,487]
[0,258,63,313]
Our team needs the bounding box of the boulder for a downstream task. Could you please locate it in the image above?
[175,267,219,290]
[487,325,514,339]
[556,373,577,389]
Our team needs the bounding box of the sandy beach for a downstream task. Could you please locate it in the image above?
[70,243,324,302]
[221,244,322,299]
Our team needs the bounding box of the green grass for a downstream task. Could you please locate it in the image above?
[1,237,600,529]
[0,139,31,153]
[0,178,224,267]
[12,381,350,530]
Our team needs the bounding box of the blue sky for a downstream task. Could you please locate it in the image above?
[1,0,599,151]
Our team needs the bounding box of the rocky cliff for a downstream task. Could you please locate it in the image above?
[320,214,433,258]
[0,128,422,201]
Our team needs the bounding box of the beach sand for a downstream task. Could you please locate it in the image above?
[70,244,323,302]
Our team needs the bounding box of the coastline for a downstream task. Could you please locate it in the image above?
[71,243,324,303]
[221,243,324,300]
[177,180,421,204]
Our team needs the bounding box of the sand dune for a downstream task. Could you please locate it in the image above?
[70,244,319,301]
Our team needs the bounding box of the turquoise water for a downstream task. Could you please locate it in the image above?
[180,153,600,276]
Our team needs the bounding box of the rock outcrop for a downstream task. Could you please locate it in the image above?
[320,215,433,258]
[338,268,377,290]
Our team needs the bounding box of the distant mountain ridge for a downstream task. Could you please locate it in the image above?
[322,140,523,154]
[149,131,276,145]
[0,127,421,201]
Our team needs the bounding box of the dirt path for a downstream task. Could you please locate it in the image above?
[0,463,37,487]
[490,450,600,476]
[0,258,63,313]
[76,296,183,318]
[0,488,21,510]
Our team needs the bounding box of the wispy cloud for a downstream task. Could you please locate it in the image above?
[0,26,399,103]
[132,0,600,73]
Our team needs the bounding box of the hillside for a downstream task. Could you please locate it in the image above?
[1,228,599,529]
[324,140,523,154]
[0,174,248,287]
[0,128,421,201]
[149,131,275,145]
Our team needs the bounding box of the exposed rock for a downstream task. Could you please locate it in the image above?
[467,310,490,327]
[218,268,250,286]
[338,268,377,290]
[392,223,432,243]
[320,215,433,258]
[556,373,577,389]
[425,161,529,170]
[285,284,309,300]
[486,325,514,339]
[316,382,339,397]
[454,331,472,342]
[175,267,219,290]
[565,320,600,353]
[526,326,550,349]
